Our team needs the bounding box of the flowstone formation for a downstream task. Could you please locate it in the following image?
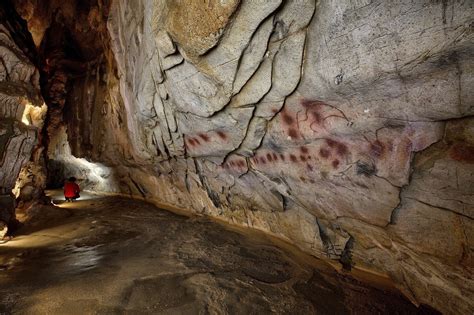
[6,1,474,314]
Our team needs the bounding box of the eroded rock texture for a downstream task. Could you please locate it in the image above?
[9,0,474,313]
[0,2,44,236]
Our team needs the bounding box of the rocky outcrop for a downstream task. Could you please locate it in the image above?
[7,0,473,313]
[0,1,44,236]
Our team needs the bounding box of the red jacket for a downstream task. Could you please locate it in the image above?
[64,182,80,198]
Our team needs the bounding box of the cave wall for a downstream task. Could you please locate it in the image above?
[0,1,44,235]
[10,0,474,313]
[103,1,474,313]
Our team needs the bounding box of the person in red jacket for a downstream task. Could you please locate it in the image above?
[64,177,80,202]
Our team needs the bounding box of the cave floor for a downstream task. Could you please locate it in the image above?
[0,191,437,314]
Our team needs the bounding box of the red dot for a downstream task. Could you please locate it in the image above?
[282,113,294,125]
[319,148,330,159]
[288,129,298,139]
[216,131,227,140]
[326,139,337,148]
[198,133,210,142]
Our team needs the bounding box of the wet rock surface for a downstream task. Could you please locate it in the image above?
[0,192,437,314]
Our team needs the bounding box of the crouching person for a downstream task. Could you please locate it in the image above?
[64,177,80,202]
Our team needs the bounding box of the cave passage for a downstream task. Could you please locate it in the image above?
[0,191,437,314]
[1,0,473,313]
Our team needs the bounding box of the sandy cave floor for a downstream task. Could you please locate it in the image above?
[0,190,439,314]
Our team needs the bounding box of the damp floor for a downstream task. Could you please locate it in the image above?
[0,191,438,314]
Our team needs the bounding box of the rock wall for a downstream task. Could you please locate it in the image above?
[102,1,474,313]
[13,0,473,313]
[0,1,44,236]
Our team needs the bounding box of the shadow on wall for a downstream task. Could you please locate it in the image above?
[46,126,119,193]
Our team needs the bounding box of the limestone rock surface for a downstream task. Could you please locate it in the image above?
[0,2,44,235]
[100,2,474,313]
[11,1,474,314]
